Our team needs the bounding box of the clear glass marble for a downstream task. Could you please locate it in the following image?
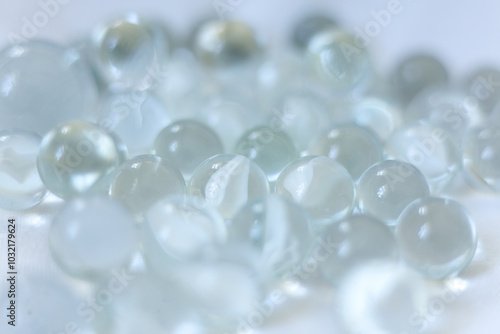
[0,40,97,135]
[229,194,313,279]
[235,126,297,183]
[317,215,399,285]
[291,14,337,49]
[395,197,477,280]
[188,154,269,220]
[391,53,449,105]
[307,124,383,180]
[109,155,186,215]
[37,120,121,199]
[338,261,428,334]
[306,28,370,90]
[385,123,460,194]
[357,160,430,226]
[153,120,224,180]
[96,89,171,156]
[0,129,48,211]
[275,156,355,226]
[462,125,500,192]
[465,67,500,114]
[49,195,138,278]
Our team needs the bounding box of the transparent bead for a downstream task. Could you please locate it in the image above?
[385,123,460,194]
[96,89,171,156]
[395,197,477,280]
[153,120,224,180]
[462,125,500,192]
[275,156,355,226]
[464,67,500,114]
[306,28,370,90]
[37,121,121,199]
[109,155,186,215]
[317,215,399,285]
[291,14,337,49]
[49,195,138,279]
[0,129,48,210]
[229,194,313,279]
[188,154,269,220]
[357,160,430,226]
[307,124,383,180]
[235,126,297,183]
[391,53,448,105]
[0,41,97,135]
[338,261,428,334]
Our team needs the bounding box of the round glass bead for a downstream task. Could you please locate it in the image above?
[307,124,383,180]
[229,194,313,279]
[275,156,355,225]
[306,28,370,90]
[317,215,399,285]
[188,154,269,220]
[0,41,96,135]
[235,126,297,183]
[96,89,171,156]
[357,160,430,226]
[152,120,224,180]
[391,53,448,105]
[291,14,337,49]
[109,155,186,215]
[0,129,48,211]
[464,67,500,114]
[385,123,460,194]
[462,125,500,192]
[49,195,138,278]
[37,120,120,200]
[395,197,477,280]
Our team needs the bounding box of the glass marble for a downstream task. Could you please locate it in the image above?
[49,195,138,278]
[275,156,355,226]
[229,194,314,279]
[357,160,430,226]
[0,129,48,211]
[0,40,97,135]
[109,155,186,215]
[188,154,269,220]
[96,89,171,156]
[391,53,449,105]
[465,67,500,114]
[338,261,428,334]
[291,14,337,49]
[307,124,383,180]
[306,28,370,90]
[462,125,500,192]
[37,120,120,200]
[317,215,399,285]
[395,197,477,280]
[385,123,460,194]
[153,120,224,180]
[235,126,297,182]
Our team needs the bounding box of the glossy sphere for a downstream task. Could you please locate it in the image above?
[306,29,370,90]
[308,124,383,180]
[229,195,313,279]
[462,125,500,192]
[97,90,171,156]
[318,215,399,285]
[391,54,448,104]
[153,120,224,180]
[395,197,477,280]
[49,195,138,278]
[465,67,500,114]
[275,156,355,225]
[338,261,428,334]
[0,130,48,210]
[109,155,186,214]
[0,41,96,135]
[235,126,297,182]
[37,121,120,199]
[385,123,460,193]
[357,160,430,226]
[188,154,269,220]
[292,14,337,49]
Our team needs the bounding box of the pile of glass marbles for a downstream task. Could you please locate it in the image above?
[0,11,498,334]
